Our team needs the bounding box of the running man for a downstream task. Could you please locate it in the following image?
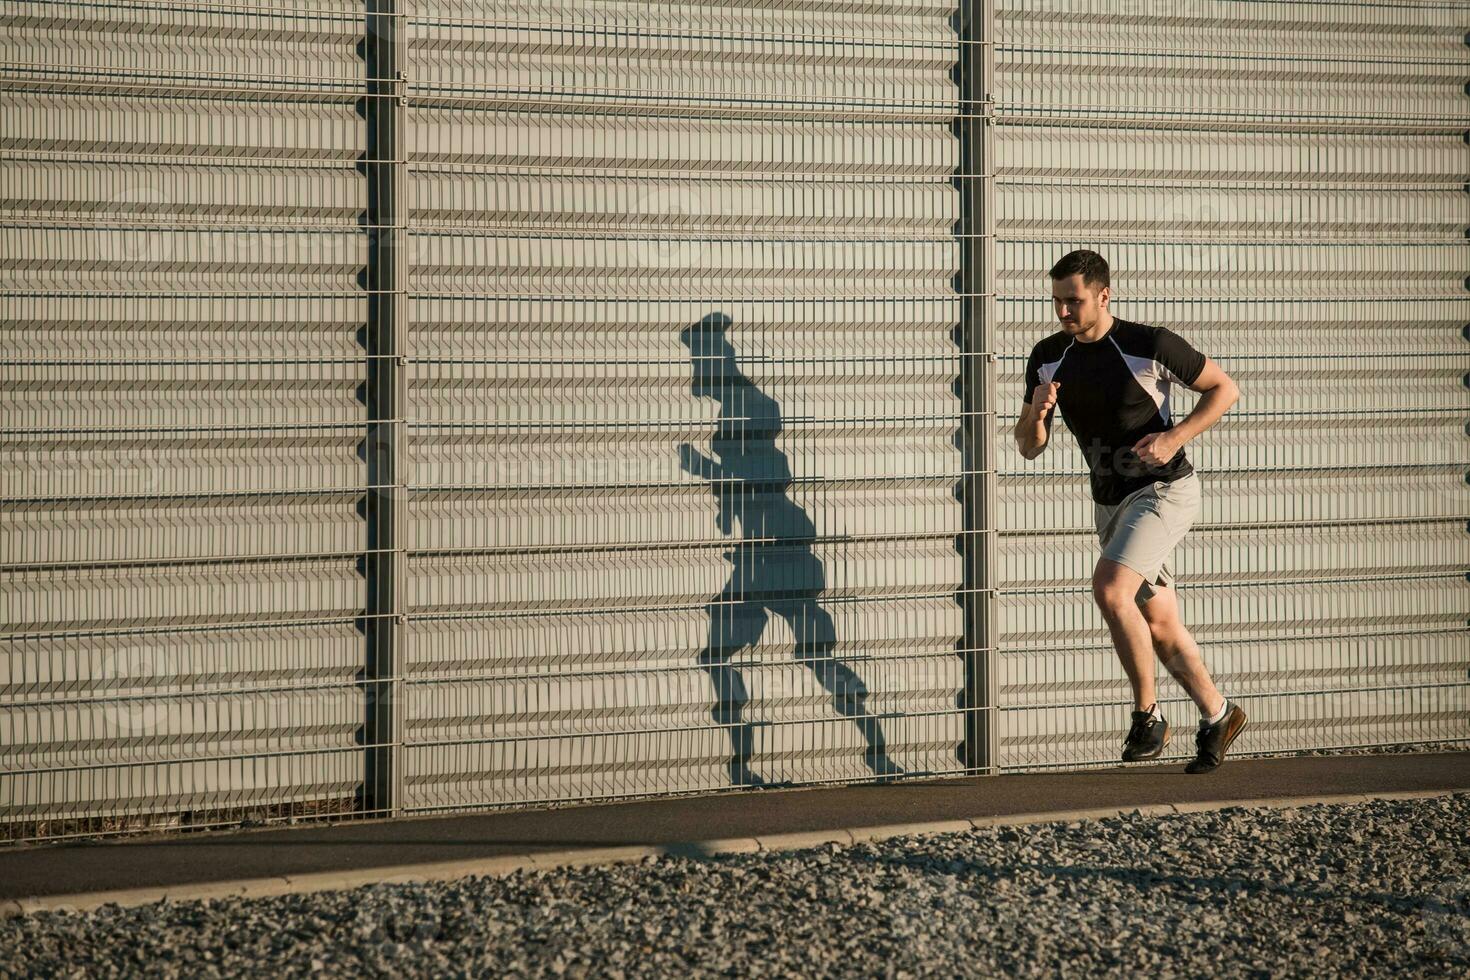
[1014,250,1247,773]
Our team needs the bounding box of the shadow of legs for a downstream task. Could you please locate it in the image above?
[698,652,764,787]
[795,604,906,781]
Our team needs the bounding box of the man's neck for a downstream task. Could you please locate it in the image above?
[1074,311,1116,344]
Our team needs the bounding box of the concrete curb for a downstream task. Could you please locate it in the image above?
[3,787,1463,919]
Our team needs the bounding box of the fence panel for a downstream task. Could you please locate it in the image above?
[0,0,372,840]
[396,0,979,811]
[993,0,1470,770]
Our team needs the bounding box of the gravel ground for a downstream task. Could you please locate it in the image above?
[3,795,1468,979]
[1290,741,1467,757]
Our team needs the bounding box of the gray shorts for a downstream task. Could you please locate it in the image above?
[1094,472,1202,606]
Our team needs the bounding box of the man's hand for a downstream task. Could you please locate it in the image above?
[1031,381,1060,420]
[1132,430,1181,467]
[1015,381,1059,460]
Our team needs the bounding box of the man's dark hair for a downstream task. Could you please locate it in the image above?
[1049,249,1109,289]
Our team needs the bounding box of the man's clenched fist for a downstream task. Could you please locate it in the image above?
[1031,381,1060,420]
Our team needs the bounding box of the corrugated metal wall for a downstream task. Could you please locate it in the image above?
[1,0,370,838]
[2,0,1465,841]
[397,1,975,810]
[994,0,1470,768]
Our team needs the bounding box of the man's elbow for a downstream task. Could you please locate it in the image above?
[1196,378,1240,411]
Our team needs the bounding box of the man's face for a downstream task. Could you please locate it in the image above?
[1051,273,1109,333]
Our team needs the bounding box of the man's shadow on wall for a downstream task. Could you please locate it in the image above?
[677,312,905,787]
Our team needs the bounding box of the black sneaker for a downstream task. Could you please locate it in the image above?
[1185,701,1247,774]
[1121,705,1169,762]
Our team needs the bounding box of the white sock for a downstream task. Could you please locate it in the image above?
[1146,702,1164,722]
[1201,699,1228,727]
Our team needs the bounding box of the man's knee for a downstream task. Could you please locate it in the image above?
[1091,562,1142,612]
[1145,611,1192,668]
[1140,582,1180,631]
[1149,623,1183,666]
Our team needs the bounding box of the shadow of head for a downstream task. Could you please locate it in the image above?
[678,312,734,351]
[679,312,736,394]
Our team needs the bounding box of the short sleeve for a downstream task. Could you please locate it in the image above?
[1155,327,1207,387]
[1024,345,1041,409]
[1023,345,1054,431]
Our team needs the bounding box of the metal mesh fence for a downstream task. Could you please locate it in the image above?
[1,0,1465,842]
[993,0,1470,770]
[1,0,383,841]
[395,0,985,811]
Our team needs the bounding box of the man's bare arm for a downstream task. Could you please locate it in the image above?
[1167,358,1239,446]
[1014,381,1058,460]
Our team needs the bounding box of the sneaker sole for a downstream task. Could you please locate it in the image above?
[1220,708,1247,754]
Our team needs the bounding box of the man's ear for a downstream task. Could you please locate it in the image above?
[1098,285,1110,308]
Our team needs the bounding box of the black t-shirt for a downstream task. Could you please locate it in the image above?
[1024,316,1208,506]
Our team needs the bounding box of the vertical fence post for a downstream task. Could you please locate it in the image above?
[979,0,999,775]
[959,0,999,775]
[363,0,406,819]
